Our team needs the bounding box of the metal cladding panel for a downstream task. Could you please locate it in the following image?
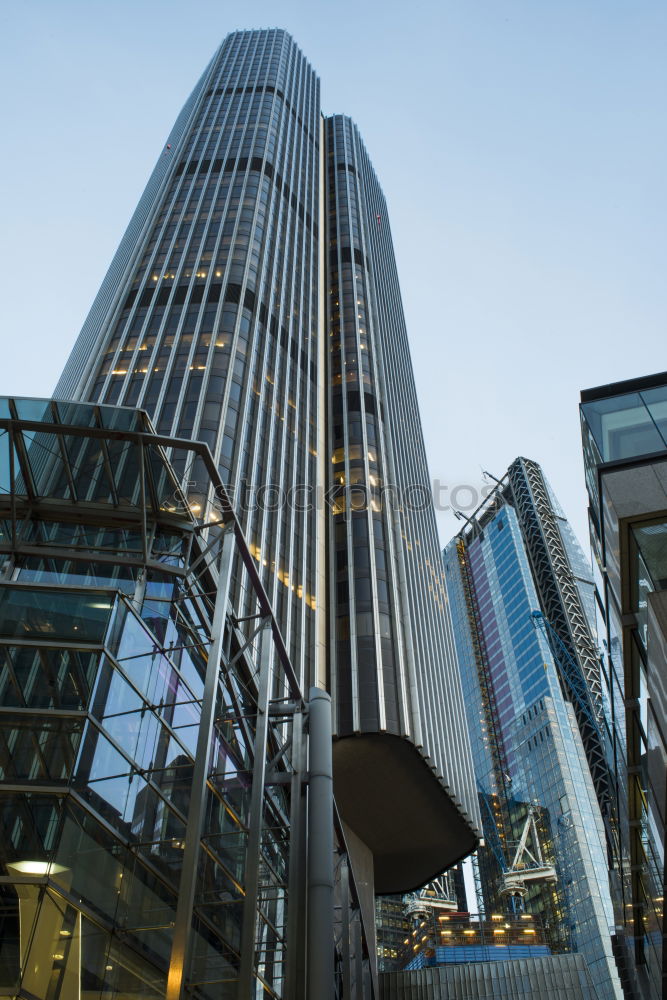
[325,114,480,848]
[380,953,600,999]
[55,62,214,401]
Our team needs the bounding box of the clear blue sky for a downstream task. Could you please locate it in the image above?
[0,0,665,548]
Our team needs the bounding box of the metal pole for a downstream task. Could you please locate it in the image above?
[352,914,363,998]
[307,686,335,999]
[166,524,235,1000]
[341,859,352,999]
[284,706,307,999]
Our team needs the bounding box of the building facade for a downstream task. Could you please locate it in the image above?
[54,28,480,892]
[443,461,623,999]
[580,372,667,1000]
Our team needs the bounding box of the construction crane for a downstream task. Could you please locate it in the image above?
[403,873,459,924]
[476,782,558,914]
[499,805,557,909]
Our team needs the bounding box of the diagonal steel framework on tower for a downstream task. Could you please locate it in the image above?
[506,458,612,818]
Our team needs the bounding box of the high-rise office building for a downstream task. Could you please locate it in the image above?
[443,459,623,1000]
[54,26,480,895]
[580,373,667,1000]
[0,28,481,998]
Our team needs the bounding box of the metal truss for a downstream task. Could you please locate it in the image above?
[499,805,557,903]
[507,458,611,814]
[403,872,459,923]
[0,398,377,999]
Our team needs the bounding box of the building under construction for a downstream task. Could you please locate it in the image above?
[443,458,623,1000]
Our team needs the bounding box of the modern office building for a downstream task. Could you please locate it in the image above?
[54,28,480,893]
[580,372,667,1000]
[443,459,623,999]
[0,27,480,1000]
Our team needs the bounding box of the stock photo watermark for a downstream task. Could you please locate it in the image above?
[163,479,496,517]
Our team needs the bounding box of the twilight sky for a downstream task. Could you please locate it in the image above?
[0,0,664,550]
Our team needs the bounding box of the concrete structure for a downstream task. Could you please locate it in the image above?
[580,372,667,1000]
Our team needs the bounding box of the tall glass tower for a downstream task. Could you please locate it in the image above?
[55,29,480,893]
[443,460,623,999]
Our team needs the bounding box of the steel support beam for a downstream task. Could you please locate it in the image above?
[284,705,307,999]
[340,859,352,999]
[237,618,274,997]
[165,524,235,1000]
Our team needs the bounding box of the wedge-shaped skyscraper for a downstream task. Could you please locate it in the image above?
[443,459,623,1000]
[56,28,479,892]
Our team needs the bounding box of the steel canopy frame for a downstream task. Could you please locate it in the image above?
[0,397,376,999]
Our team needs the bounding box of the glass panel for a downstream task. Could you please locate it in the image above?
[52,799,129,924]
[0,646,100,710]
[80,917,161,998]
[14,399,53,423]
[98,404,144,432]
[153,527,188,562]
[53,399,98,428]
[0,586,113,643]
[64,435,116,504]
[0,715,83,781]
[15,557,138,593]
[581,393,666,463]
[113,605,155,661]
[146,442,183,512]
[0,791,64,869]
[633,520,667,592]
[21,428,76,501]
[106,439,142,505]
[0,430,9,494]
[187,915,240,998]
[129,780,187,864]
[19,520,144,554]
[640,385,667,445]
[114,856,178,966]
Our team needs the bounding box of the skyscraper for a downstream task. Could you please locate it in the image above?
[580,373,667,1000]
[55,29,479,895]
[443,459,623,1000]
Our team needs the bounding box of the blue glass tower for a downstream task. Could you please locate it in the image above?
[444,462,623,999]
